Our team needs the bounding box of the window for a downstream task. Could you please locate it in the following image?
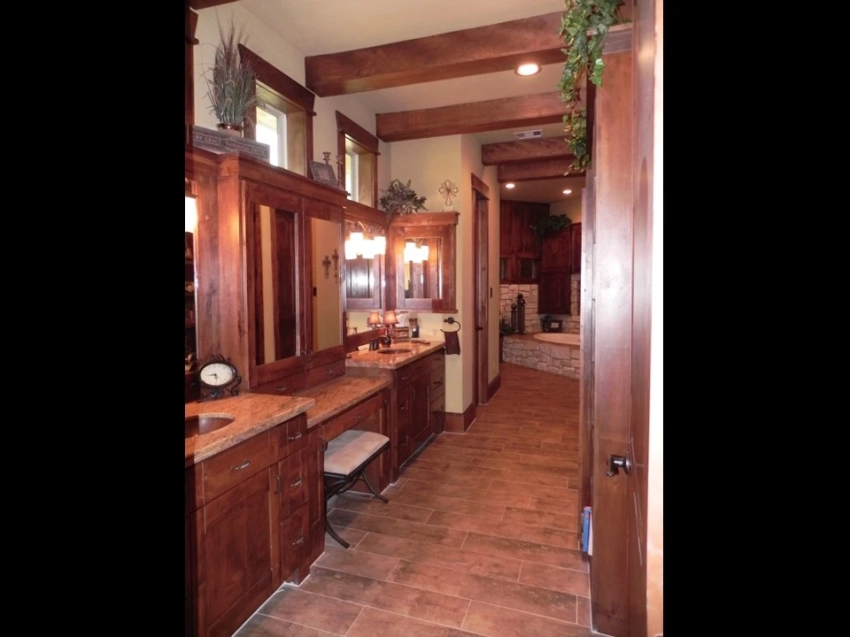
[256,103,287,168]
[239,45,315,177]
[336,111,379,206]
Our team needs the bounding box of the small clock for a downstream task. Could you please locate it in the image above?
[197,355,241,401]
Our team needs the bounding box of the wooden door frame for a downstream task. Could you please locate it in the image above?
[471,174,490,405]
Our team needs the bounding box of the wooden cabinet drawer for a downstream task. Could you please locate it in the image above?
[202,429,278,504]
[279,413,307,457]
[282,504,310,583]
[430,367,445,401]
[278,447,308,518]
[431,393,446,434]
[429,351,445,371]
[322,392,383,442]
[396,357,430,387]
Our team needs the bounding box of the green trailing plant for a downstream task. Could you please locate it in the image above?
[205,18,258,129]
[379,179,427,218]
[530,214,572,240]
[558,0,626,172]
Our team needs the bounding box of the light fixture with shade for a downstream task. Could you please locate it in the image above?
[515,62,541,76]
[366,311,382,328]
[185,179,198,232]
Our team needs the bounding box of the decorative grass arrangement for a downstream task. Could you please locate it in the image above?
[379,179,427,218]
[205,18,258,130]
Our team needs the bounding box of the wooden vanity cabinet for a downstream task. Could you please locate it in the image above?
[186,413,315,637]
[392,351,446,474]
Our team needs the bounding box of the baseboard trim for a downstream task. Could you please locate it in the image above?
[445,403,476,433]
[486,373,501,402]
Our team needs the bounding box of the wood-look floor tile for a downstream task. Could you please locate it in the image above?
[324,526,367,549]
[332,493,433,522]
[431,436,506,452]
[400,465,494,490]
[461,601,589,637]
[313,545,400,581]
[479,467,570,489]
[518,454,579,470]
[471,457,574,476]
[401,478,529,508]
[389,560,578,623]
[383,487,507,518]
[428,510,578,550]
[328,509,468,547]
[518,561,590,596]
[413,447,476,465]
[576,596,591,627]
[503,506,577,532]
[299,566,471,628]
[355,532,522,581]
[462,532,587,571]
[255,588,364,635]
[419,445,523,463]
[525,495,580,515]
[488,479,576,501]
[346,606,481,637]
[236,613,342,636]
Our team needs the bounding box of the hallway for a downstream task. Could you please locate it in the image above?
[234,362,590,637]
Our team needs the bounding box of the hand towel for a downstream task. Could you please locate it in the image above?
[442,330,461,355]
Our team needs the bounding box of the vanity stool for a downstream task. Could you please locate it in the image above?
[323,429,390,548]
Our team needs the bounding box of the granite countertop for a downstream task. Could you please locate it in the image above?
[185,393,315,467]
[293,375,393,428]
[345,338,446,370]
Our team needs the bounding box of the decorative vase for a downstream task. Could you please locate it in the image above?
[217,123,244,138]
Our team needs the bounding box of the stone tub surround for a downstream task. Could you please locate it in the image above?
[185,393,315,467]
[502,333,581,379]
[345,339,446,370]
[293,375,392,428]
[499,278,581,334]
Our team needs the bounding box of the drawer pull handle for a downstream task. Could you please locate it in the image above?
[401,375,409,382]
[275,386,288,393]
[433,381,442,387]
[354,413,362,421]
[274,474,281,494]
[288,432,303,441]
[232,459,250,472]
[291,535,304,546]
[320,435,328,451]
[326,369,336,376]
[289,476,303,488]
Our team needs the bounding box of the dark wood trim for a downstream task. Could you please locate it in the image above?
[376,92,574,143]
[482,138,572,166]
[497,158,580,182]
[603,23,633,54]
[470,173,489,197]
[444,403,476,433]
[238,45,317,115]
[335,111,379,155]
[343,199,387,228]
[305,12,566,97]
[487,372,501,402]
[472,177,490,406]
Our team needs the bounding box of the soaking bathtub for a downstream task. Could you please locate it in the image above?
[502,332,581,378]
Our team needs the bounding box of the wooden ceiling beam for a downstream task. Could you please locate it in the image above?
[482,137,572,165]
[305,12,566,96]
[497,158,583,183]
[376,92,581,143]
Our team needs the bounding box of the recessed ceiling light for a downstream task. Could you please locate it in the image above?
[562,189,572,195]
[515,63,540,76]
[505,183,516,189]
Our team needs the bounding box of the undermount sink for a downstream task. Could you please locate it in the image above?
[377,348,412,355]
[185,414,235,438]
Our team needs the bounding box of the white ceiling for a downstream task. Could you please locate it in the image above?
[240,0,582,204]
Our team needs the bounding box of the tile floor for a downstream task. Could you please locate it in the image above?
[234,362,590,637]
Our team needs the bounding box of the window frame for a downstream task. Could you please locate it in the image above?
[335,111,379,207]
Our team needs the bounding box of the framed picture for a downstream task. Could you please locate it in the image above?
[309,161,338,187]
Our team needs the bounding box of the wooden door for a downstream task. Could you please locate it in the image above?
[472,175,490,404]
[582,7,662,635]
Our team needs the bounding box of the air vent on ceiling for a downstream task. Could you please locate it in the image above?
[514,129,542,140]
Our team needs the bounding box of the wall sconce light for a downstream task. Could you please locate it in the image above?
[345,221,386,259]
[404,239,429,263]
[185,179,198,232]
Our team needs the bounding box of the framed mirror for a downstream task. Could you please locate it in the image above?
[310,217,344,352]
[343,219,384,310]
[386,212,458,313]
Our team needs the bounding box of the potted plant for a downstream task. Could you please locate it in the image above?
[205,18,258,136]
[379,179,427,219]
[530,214,572,241]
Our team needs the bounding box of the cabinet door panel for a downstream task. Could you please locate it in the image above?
[282,504,310,583]
[280,448,308,518]
[539,272,571,314]
[198,469,274,637]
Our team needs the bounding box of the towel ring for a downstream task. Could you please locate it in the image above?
[441,317,461,332]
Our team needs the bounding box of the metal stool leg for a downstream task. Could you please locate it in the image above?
[360,470,389,503]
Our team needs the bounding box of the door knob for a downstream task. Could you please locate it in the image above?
[606,454,631,477]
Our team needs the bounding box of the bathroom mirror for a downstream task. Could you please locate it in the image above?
[387,212,458,313]
[310,217,344,351]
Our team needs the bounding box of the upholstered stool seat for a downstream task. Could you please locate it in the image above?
[323,429,390,548]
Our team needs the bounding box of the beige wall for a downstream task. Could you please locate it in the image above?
[549,196,583,222]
